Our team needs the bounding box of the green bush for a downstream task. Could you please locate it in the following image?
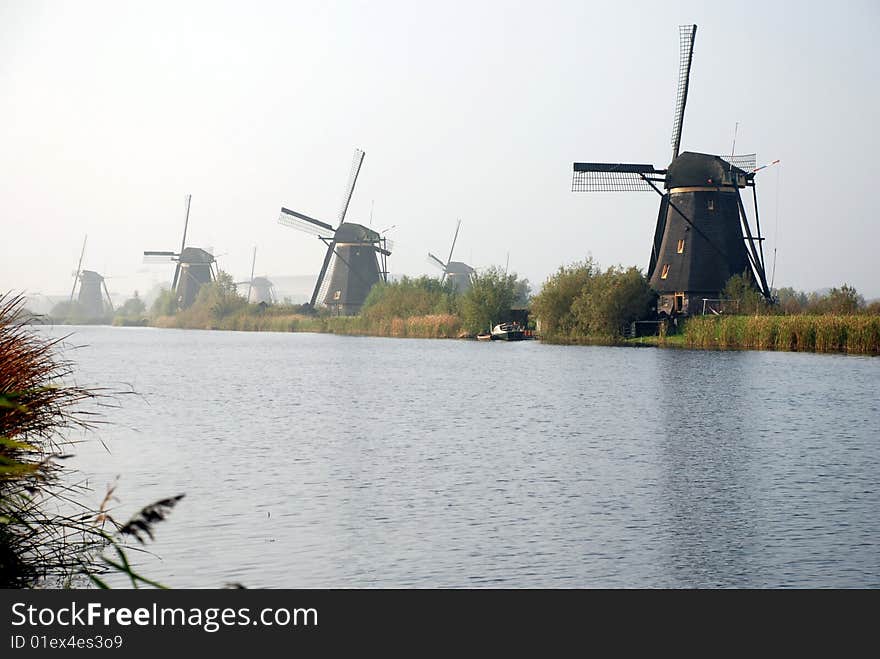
[532,259,654,340]
[361,276,457,321]
[530,259,598,338]
[457,267,525,334]
[571,266,655,338]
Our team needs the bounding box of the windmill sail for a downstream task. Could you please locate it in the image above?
[671,24,697,160]
[572,163,663,192]
[337,149,365,226]
[70,235,87,303]
[427,252,447,272]
[278,208,334,235]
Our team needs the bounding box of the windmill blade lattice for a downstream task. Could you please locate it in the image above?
[337,149,365,226]
[720,153,757,173]
[427,252,447,272]
[671,24,697,160]
[278,207,335,236]
[572,163,662,192]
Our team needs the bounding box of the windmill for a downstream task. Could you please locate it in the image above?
[68,235,113,319]
[571,25,772,317]
[278,148,392,315]
[76,271,114,319]
[236,247,277,304]
[144,195,217,309]
[427,219,475,293]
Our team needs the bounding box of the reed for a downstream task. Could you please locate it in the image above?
[2,294,186,588]
[0,294,104,586]
[682,314,880,354]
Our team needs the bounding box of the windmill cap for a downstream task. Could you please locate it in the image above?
[445,261,475,275]
[179,247,215,263]
[79,270,105,281]
[666,151,750,189]
[336,222,381,243]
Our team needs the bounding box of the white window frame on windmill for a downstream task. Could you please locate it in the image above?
[661,264,670,279]
[707,198,715,211]
[677,239,685,254]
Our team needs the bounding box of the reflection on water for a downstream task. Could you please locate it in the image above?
[41,326,880,587]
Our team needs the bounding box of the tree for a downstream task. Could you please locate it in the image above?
[530,259,598,337]
[775,287,807,314]
[117,292,146,317]
[723,271,769,315]
[571,266,655,337]
[150,288,178,317]
[458,267,521,334]
[191,270,246,319]
[811,284,864,315]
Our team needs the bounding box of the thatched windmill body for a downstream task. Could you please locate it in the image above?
[144,195,217,309]
[278,149,392,315]
[68,235,113,319]
[572,25,772,317]
[76,271,113,318]
[428,219,475,294]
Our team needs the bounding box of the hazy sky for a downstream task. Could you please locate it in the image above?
[2,0,878,301]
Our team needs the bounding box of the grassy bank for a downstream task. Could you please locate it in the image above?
[682,314,880,354]
[154,311,465,339]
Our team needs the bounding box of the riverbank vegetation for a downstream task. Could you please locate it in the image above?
[679,274,880,354]
[151,267,530,339]
[682,314,880,354]
[530,258,655,343]
[46,258,879,356]
[1,294,181,587]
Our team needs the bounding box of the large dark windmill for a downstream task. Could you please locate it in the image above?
[144,195,217,309]
[278,149,392,315]
[571,25,772,317]
[427,219,475,293]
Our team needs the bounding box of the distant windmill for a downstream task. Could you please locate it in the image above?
[77,270,113,318]
[68,235,113,319]
[278,149,392,315]
[427,219,475,293]
[571,25,772,317]
[143,195,217,309]
[236,247,276,304]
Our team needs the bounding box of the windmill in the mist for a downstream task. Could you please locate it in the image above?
[143,195,217,309]
[278,149,392,315]
[236,247,276,304]
[571,24,773,317]
[68,235,113,319]
[427,219,475,294]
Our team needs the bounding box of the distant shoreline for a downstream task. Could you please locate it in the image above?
[36,312,880,356]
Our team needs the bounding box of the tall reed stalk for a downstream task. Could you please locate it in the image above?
[683,314,880,354]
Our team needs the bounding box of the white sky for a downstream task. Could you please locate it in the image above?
[2,0,878,300]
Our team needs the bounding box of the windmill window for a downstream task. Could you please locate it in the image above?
[677,239,685,254]
[708,199,715,211]
[661,264,670,279]
[333,290,341,301]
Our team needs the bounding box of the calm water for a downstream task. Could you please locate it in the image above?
[40,325,880,588]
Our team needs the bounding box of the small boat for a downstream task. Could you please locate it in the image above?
[476,332,493,341]
[490,322,525,341]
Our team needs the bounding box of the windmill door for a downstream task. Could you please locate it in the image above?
[674,292,685,314]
